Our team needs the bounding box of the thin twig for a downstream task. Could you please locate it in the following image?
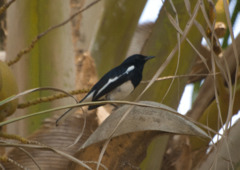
[0,155,27,170]
[161,0,181,103]
[96,1,202,167]
[17,147,41,170]
[0,0,16,16]
[222,0,240,48]
[7,0,101,66]
[67,107,86,147]
[0,132,29,144]
[0,142,92,170]
[141,73,220,83]
[0,100,215,135]
[17,72,219,109]
[17,88,89,109]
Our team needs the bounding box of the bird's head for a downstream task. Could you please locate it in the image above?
[123,54,155,67]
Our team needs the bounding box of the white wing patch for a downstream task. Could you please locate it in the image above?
[125,65,135,74]
[97,76,118,96]
[82,90,95,102]
[97,65,135,96]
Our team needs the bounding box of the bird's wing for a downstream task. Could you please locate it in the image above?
[92,65,135,101]
[55,65,135,126]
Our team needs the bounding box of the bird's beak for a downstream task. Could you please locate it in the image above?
[145,56,155,61]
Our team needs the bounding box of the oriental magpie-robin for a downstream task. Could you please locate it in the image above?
[56,54,154,126]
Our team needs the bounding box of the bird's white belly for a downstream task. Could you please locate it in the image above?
[106,80,134,100]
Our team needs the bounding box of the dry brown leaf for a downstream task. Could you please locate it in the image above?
[196,119,240,170]
[71,131,160,170]
[2,111,98,170]
[187,34,240,120]
[81,101,208,150]
[69,101,208,169]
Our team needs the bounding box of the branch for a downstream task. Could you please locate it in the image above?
[17,88,89,109]
[0,0,16,16]
[7,0,101,66]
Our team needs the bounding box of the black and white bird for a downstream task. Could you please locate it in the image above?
[56,54,154,126]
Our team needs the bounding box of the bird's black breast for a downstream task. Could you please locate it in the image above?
[129,69,142,87]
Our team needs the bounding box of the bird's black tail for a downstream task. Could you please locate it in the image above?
[55,94,90,126]
[55,107,79,126]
